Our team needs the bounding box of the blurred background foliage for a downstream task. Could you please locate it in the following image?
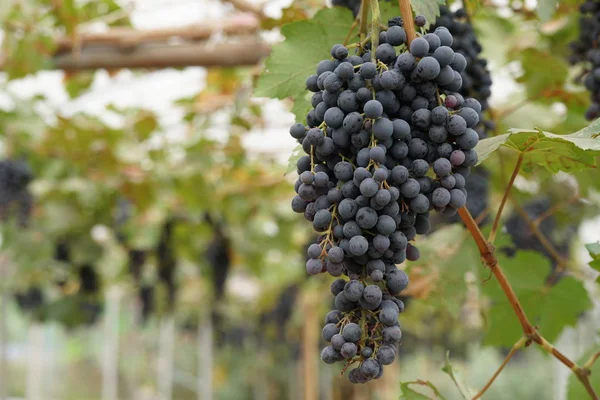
[0,0,599,399]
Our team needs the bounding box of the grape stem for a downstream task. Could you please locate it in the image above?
[344,18,360,46]
[359,0,369,42]
[369,0,380,63]
[585,352,600,370]
[488,152,523,244]
[461,0,473,26]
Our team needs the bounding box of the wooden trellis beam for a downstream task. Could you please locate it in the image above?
[52,39,271,70]
[55,14,260,53]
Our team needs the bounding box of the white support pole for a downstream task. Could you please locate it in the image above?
[45,324,57,400]
[26,323,44,400]
[0,290,7,400]
[0,255,8,400]
[102,287,121,400]
[197,315,213,400]
[157,316,175,400]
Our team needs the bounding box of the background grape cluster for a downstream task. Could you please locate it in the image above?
[0,159,33,227]
[289,15,484,383]
[570,0,600,120]
[1,160,104,327]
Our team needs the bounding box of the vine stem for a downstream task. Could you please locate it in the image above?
[488,153,523,244]
[584,352,600,370]
[472,336,528,400]
[397,0,416,44]
[460,205,598,399]
[457,207,535,336]
[359,0,369,42]
[462,0,473,26]
[344,18,359,46]
[369,0,381,63]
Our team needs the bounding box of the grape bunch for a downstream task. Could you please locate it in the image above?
[289,16,482,382]
[570,0,600,119]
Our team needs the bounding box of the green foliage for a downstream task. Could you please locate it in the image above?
[475,119,600,173]
[64,72,96,99]
[442,352,476,399]
[254,7,356,121]
[1,3,56,79]
[482,241,592,347]
[286,144,304,175]
[585,243,600,278]
[517,48,569,101]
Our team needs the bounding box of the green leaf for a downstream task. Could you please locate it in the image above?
[567,349,600,400]
[441,352,476,399]
[285,144,303,175]
[411,0,442,28]
[482,246,592,347]
[254,7,355,103]
[132,111,158,141]
[585,242,600,258]
[64,72,95,98]
[475,118,600,173]
[291,92,312,124]
[537,0,558,22]
[585,242,600,273]
[400,380,447,399]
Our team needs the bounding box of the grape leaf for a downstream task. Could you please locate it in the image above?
[517,48,569,100]
[254,7,355,102]
[567,349,600,400]
[537,0,558,22]
[434,226,481,317]
[400,380,447,399]
[475,118,600,173]
[442,352,476,399]
[482,246,592,347]
[64,72,95,98]
[411,0,442,29]
[290,92,313,125]
[285,144,303,175]
[585,242,600,274]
